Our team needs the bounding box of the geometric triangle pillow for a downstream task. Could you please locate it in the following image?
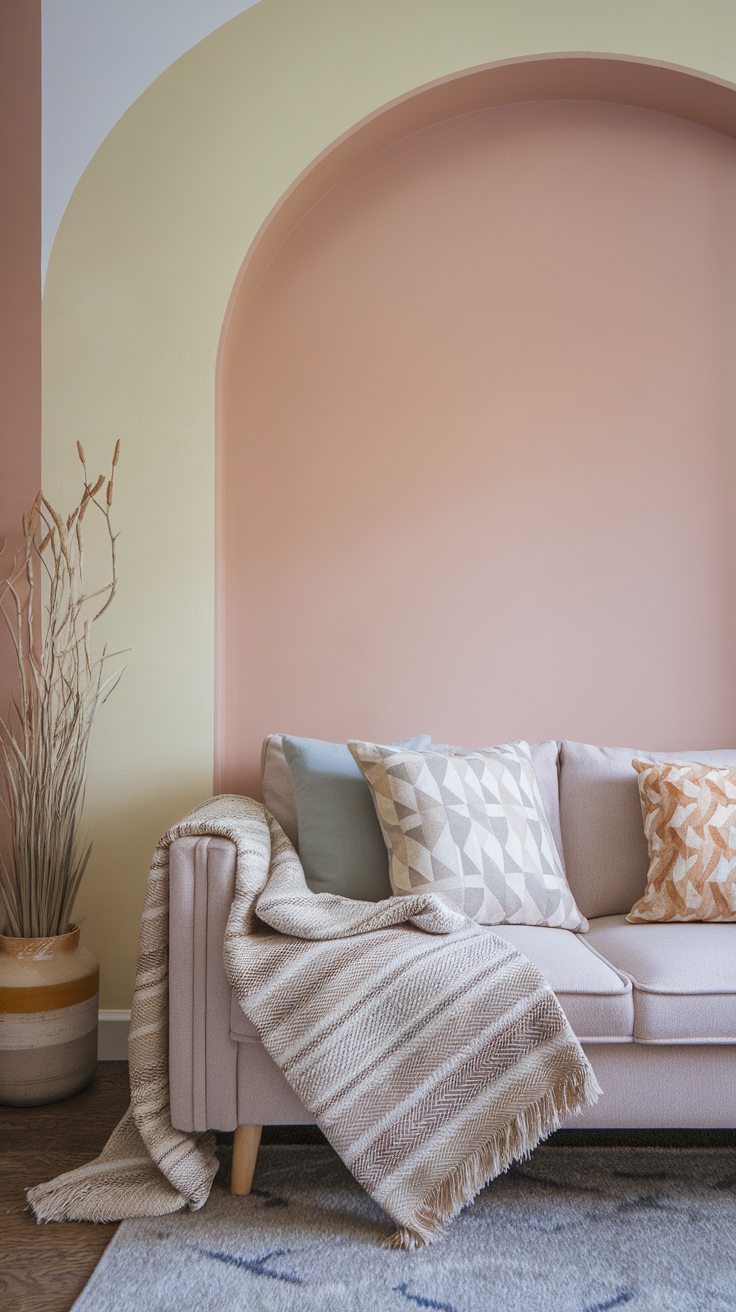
[348,739,588,931]
[627,759,736,923]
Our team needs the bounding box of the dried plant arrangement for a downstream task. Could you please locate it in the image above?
[0,443,125,938]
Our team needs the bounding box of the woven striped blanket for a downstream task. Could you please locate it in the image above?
[28,796,599,1246]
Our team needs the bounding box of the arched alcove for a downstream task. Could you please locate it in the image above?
[217,56,736,798]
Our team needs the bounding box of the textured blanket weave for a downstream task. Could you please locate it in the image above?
[28,796,599,1245]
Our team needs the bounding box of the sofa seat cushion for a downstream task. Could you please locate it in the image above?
[585,916,736,1043]
[229,922,633,1045]
[231,994,262,1042]
[489,925,632,1042]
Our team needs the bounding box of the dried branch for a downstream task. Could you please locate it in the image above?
[0,445,125,937]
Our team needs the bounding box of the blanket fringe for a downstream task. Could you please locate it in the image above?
[384,1059,601,1249]
[26,1107,218,1224]
[26,1162,187,1224]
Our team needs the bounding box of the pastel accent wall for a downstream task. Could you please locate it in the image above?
[42,0,736,1007]
[0,0,42,806]
[219,98,736,797]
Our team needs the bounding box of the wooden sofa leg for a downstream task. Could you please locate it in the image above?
[231,1124,262,1195]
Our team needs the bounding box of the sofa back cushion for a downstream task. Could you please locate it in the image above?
[261,734,300,849]
[558,742,736,918]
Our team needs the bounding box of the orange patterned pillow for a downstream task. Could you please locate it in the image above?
[627,759,736,922]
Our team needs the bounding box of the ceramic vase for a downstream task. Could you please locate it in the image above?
[0,926,99,1106]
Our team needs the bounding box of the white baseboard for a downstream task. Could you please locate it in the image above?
[98,1009,130,1060]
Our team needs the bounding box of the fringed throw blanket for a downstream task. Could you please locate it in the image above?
[29,796,599,1246]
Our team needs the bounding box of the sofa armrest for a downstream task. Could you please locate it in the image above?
[169,835,239,1132]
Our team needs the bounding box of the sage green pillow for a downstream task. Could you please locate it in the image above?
[282,735,430,901]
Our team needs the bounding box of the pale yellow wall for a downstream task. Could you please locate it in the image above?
[42,0,736,1007]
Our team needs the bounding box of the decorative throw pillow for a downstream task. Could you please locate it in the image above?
[627,759,736,923]
[348,739,588,930]
[282,735,430,901]
[424,740,565,870]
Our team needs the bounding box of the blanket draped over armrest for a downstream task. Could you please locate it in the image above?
[28,796,600,1247]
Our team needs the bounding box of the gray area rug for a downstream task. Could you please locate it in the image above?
[71,1142,736,1311]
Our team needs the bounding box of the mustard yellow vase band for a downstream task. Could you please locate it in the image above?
[0,969,99,1014]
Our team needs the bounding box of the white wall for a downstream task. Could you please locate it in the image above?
[41,0,262,283]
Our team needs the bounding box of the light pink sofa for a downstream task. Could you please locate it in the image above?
[168,739,736,1186]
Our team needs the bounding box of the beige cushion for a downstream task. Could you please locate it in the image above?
[348,739,587,929]
[585,915,736,1042]
[628,760,736,923]
[260,734,299,850]
[558,743,736,919]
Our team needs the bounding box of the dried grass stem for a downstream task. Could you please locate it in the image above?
[0,447,125,937]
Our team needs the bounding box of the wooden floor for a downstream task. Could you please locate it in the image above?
[3,1062,734,1312]
[0,1062,327,1312]
[1,1062,131,1312]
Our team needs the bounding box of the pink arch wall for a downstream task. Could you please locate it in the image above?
[217,58,736,800]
